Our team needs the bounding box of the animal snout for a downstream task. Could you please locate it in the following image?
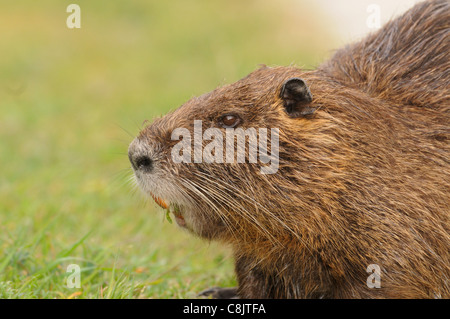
[128,139,154,173]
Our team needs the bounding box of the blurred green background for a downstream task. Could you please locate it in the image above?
[0,0,337,298]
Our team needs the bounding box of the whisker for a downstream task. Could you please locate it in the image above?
[181,178,246,241]
[187,172,281,245]
[192,170,314,254]
[179,178,231,237]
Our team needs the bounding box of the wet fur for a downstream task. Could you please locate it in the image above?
[132,0,449,298]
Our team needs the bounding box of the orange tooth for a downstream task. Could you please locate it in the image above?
[151,193,169,209]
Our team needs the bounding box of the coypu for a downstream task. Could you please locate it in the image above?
[128,0,449,298]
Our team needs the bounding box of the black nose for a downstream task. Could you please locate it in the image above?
[131,155,153,172]
[128,140,154,173]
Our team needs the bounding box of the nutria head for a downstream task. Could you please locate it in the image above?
[128,66,319,242]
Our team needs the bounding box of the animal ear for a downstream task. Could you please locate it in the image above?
[280,77,315,117]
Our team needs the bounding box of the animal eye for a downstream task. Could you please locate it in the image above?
[219,114,241,128]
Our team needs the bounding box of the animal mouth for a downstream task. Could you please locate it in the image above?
[150,193,186,227]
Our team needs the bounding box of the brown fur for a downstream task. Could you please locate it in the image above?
[129,0,449,298]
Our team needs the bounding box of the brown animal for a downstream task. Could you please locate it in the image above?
[128,0,449,298]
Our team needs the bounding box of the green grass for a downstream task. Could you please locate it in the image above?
[0,0,336,298]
